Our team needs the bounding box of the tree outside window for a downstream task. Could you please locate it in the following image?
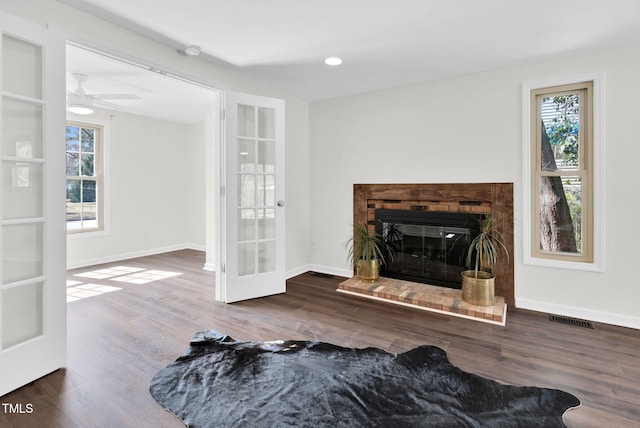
[66,122,102,232]
[531,82,593,263]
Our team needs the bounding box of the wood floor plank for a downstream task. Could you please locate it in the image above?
[1,249,639,427]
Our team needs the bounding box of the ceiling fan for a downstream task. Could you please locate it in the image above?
[67,73,141,115]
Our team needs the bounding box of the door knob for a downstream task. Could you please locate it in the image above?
[277,200,285,207]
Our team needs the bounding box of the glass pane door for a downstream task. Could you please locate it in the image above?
[0,11,66,397]
[1,33,45,350]
[221,92,285,303]
[237,105,277,276]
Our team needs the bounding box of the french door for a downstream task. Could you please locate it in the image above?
[219,92,285,303]
[0,12,66,396]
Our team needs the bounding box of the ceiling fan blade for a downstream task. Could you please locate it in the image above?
[90,93,142,100]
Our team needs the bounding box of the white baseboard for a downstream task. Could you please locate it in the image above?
[286,264,312,279]
[286,264,351,280]
[67,244,204,270]
[189,264,349,280]
[516,297,640,330]
[185,243,206,252]
[304,264,352,279]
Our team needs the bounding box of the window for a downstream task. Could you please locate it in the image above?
[523,76,604,271]
[66,121,103,233]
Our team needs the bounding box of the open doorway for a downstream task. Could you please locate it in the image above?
[64,43,221,288]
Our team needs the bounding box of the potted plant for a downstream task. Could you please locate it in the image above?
[345,223,390,283]
[461,213,509,306]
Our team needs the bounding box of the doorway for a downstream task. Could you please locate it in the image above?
[64,43,221,277]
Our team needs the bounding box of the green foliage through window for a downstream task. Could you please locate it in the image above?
[66,123,100,231]
[543,95,580,168]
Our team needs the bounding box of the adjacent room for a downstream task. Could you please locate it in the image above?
[64,43,219,271]
[1,0,639,427]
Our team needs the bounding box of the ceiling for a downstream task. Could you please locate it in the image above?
[63,0,640,120]
[66,44,218,124]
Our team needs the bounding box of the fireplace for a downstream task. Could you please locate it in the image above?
[376,210,483,289]
[353,183,514,307]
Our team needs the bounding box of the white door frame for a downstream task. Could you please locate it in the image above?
[59,38,224,272]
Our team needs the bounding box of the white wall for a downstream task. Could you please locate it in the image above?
[3,0,311,273]
[309,44,640,329]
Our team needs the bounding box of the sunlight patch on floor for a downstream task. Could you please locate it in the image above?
[110,269,182,285]
[68,266,183,302]
[67,281,122,302]
[74,266,146,280]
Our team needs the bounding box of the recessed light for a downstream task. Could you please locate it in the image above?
[324,56,343,66]
[184,45,201,56]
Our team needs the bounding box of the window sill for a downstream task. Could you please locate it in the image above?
[524,255,604,272]
[67,229,108,239]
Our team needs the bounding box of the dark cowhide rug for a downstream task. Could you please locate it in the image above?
[149,330,580,428]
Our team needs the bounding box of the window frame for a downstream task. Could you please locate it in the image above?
[522,74,605,272]
[65,118,107,235]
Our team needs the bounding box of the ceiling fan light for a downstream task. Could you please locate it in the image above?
[67,90,94,115]
[68,104,94,115]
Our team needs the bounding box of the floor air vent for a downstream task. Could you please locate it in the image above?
[549,314,594,329]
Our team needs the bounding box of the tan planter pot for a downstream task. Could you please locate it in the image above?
[461,270,495,306]
[356,259,380,283]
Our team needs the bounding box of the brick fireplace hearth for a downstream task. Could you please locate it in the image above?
[352,183,514,307]
[337,276,507,325]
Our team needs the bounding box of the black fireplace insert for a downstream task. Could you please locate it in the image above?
[375,209,483,289]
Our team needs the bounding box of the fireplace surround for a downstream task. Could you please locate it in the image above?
[353,183,514,307]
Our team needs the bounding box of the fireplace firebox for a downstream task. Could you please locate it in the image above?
[375,210,483,289]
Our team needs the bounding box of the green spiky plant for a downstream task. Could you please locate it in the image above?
[345,223,390,268]
[465,213,509,278]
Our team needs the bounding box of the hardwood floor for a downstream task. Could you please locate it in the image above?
[1,249,639,427]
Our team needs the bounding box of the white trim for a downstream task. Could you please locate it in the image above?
[185,243,206,252]
[286,264,351,280]
[521,72,605,272]
[55,36,225,280]
[50,24,228,94]
[203,262,215,272]
[214,93,226,302]
[305,264,353,279]
[66,243,204,269]
[66,228,109,239]
[284,264,349,280]
[516,298,640,330]
[285,264,312,280]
